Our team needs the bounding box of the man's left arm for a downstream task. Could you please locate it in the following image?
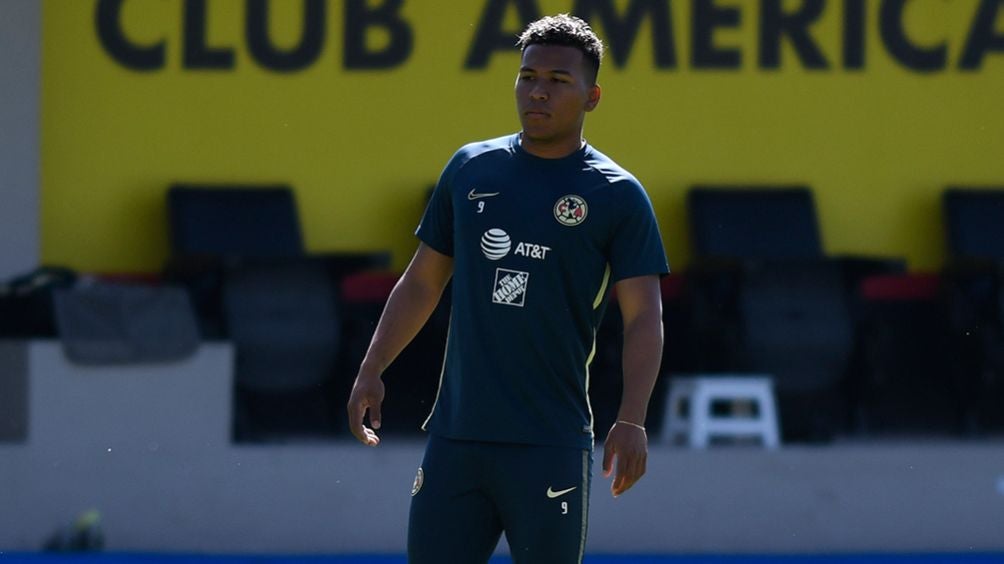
[602,274,664,497]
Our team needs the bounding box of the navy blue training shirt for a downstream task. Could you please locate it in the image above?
[416,133,669,449]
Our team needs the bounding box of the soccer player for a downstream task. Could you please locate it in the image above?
[347,14,668,564]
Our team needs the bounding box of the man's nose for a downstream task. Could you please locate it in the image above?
[530,85,548,100]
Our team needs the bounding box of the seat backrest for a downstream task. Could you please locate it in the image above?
[223,260,339,392]
[688,186,823,260]
[739,260,853,391]
[167,184,304,258]
[943,188,1004,260]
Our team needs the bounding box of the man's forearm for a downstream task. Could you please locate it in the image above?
[360,276,447,376]
[617,310,664,425]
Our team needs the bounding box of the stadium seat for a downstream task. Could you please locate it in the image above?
[165,185,302,339]
[223,258,342,441]
[688,187,823,260]
[165,184,391,337]
[167,184,304,258]
[164,184,391,441]
[941,187,1004,432]
[684,186,901,442]
[944,188,1004,260]
[851,272,964,435]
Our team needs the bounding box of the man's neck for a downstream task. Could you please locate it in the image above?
[519,133,586,159]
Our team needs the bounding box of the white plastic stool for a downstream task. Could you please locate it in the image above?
[662,375,781,449]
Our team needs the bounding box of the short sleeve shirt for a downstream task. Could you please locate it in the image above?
[416,134,669,449]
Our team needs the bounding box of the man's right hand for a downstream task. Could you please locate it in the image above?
[343,243,453,447]
[347,371,385,446]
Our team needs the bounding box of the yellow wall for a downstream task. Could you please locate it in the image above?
[42,0,1004,272]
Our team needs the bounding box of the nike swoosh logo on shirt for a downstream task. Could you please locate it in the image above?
[546,486,577,499]
[467,189,500,200]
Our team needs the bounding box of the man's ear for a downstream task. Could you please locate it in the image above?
[585,84,601,112]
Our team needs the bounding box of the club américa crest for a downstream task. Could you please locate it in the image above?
[554,195,588,226]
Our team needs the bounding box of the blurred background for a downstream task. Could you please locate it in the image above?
[2,0,1004,561]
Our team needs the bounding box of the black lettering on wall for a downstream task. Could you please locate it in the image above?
[880,0,946,72]
[692,0,741,69]
[759,0,828,69]
[843,0,865,69]
[465,0,541,69]
[573,0,676,69]
[96,0,165,71]
[344,0,413,69]
[246,0,324,72]
[960,0,1004,70]
[184,0,235,69]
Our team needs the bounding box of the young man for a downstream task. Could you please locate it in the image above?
[347,14,668,564]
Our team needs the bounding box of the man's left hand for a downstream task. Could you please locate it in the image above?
[602,420,648,497]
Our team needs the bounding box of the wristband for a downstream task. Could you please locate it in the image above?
[615,419,646,432]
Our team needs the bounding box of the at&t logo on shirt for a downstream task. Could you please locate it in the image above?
[480,229,511,260]
[481,229,551,261]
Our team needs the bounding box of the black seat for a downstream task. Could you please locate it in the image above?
[164,184,362,441]
[685,186,859,442]
[944,188,1004,260]
[689,187,823,260]
[165,184,390,337]
[168,185,304,258]
[165,185,303,339]
[852,273,963,435]
[942,187,1004,432]
[223,259,342,441]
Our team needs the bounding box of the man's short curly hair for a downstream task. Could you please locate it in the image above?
[517,14,604,83]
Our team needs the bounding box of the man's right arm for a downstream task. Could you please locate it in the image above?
[346,242,454,446]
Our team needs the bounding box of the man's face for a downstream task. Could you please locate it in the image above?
[515,44,600,155]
